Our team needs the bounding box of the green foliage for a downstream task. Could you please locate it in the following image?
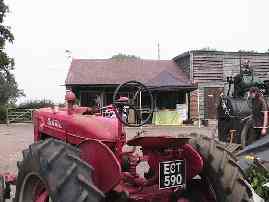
[18,99,55,109]
[238,49,258,53]
[0,0,24,105]
[111,53,140,60]
[199,47,218,51]
[0,73,24,105]
[246,164,269,200]
[0,105,6,123]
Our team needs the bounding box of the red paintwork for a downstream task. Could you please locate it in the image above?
[34,107,121,144]
[30,91,216,202]
[2,173,16,185]
[181,144,203,180]
[79,139,121,193]
[35,191,49,202]
[127,136,190,149]
[32,178,49,202]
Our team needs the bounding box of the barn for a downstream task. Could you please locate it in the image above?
[65,58,196,125]
[174,50,269,122]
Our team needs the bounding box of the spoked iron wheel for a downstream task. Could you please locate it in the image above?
[112,80,154,127]
[19,173,51,202]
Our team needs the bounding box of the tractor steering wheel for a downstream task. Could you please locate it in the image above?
[112,80,154,127]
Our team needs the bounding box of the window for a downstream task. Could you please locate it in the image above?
[156,92,185,110]
[80,92,101,107]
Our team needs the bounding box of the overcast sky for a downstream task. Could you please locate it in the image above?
[5,0,269,103]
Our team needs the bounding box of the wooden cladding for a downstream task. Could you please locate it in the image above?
[193,54,223,82]
[191,52,269,83]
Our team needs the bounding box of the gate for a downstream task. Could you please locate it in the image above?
[7,108,34,124]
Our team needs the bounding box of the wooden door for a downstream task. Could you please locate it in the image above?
[204,87,223,119]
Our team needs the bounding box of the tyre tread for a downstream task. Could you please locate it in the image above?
[191,134,253,202]
[15,139,104,202]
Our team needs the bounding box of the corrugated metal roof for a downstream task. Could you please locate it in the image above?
[65,59,194,88]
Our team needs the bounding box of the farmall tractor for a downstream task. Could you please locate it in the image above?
[0,81,253,202]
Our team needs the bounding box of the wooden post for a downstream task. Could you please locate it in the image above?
[198,88,201,128]
[187,92,191,120]
[6,107,9,125]
[30,109,34,123]
[229,130,237,144]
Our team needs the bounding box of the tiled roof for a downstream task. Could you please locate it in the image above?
[66,58,193,88]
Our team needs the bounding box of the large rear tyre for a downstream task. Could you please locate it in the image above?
[190,133,253,202]
[14,139,104,202]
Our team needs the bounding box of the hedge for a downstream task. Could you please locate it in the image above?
[17,99,55,109]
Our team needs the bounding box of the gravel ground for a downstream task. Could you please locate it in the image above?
[0,123,33,174]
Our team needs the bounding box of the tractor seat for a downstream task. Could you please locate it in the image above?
[127,135,191,149]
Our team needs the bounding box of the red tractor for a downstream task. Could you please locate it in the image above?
[1,81,252,202]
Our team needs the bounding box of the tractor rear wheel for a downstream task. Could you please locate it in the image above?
[190,133,253,202]
[14,139,104,202]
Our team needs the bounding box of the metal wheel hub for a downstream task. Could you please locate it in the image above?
[19,173,52,202]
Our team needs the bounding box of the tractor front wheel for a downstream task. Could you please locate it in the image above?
[14,139,104,202]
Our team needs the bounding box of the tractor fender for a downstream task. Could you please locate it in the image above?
[79,139,121,193]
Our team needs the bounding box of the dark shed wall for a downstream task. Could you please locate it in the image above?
[174,53,191,79]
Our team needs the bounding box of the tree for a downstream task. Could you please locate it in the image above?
[18,99,55,109]
[111,53,140,60]
[238,49,257,53]
[0,74,23,104]
[0,0,24,105]
[199,47,218,51]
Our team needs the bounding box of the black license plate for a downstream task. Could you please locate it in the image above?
[159,160,186,189]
